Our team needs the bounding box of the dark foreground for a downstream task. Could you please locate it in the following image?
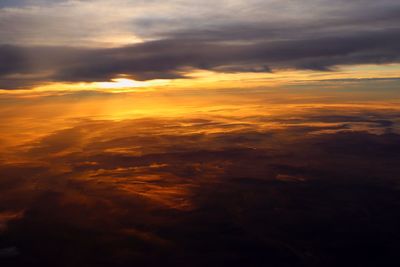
[1,103,400,267]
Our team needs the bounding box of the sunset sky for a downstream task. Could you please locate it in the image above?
[1,1,400,267]
[1,0,400,91]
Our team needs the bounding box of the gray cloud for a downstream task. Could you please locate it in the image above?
[1,0,400,88]
[1,27,400,89]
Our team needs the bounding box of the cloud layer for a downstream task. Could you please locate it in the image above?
[1,103,400,266]
[0,0,400,88]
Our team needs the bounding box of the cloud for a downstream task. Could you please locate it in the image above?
[0,0,400,88]
[1,105,400,265]
[1,1,399,45]
[0,247,19,258]
[0,211,23,232]
[1,26,400,89]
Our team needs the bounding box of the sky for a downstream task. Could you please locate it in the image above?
[0,0,400,90]
[1,1,400,267]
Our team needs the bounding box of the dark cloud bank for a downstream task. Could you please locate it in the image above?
[1,108,400,266]
[1,0,400,88]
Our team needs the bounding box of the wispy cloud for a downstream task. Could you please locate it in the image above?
[1,100,400,265]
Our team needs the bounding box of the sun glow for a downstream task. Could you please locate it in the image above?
[2,64,399,95]
[11,78,172,94]
[96,78,168,89]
